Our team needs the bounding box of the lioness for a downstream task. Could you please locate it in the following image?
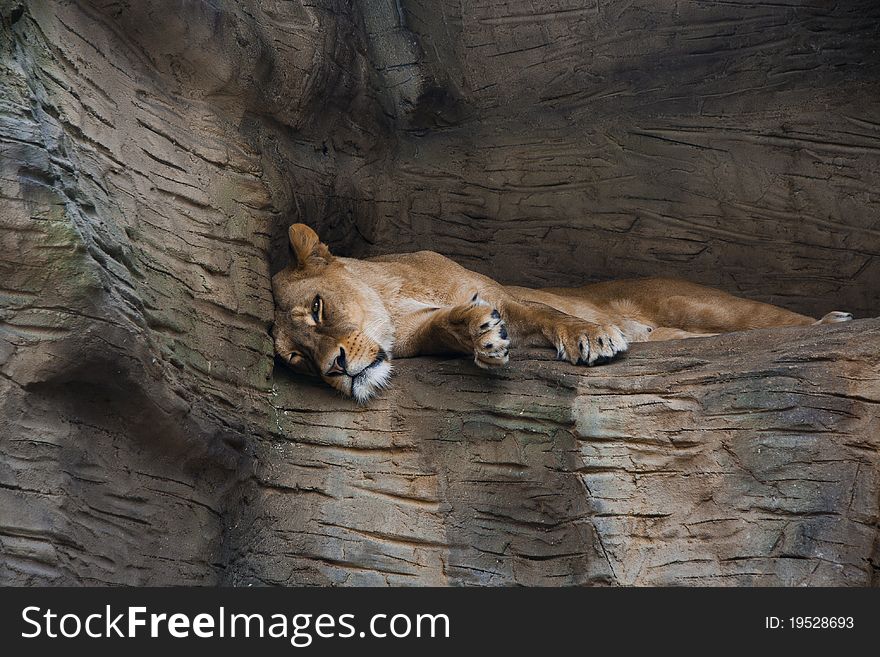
[272,223,852,402]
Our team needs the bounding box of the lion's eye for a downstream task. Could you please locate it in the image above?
[311,295,323,323]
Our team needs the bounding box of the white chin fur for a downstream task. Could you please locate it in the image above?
[351,360,393,403]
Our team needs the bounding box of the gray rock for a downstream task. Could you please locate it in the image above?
[0,0,877,585]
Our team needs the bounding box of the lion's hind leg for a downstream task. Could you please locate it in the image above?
[587,278,842,334]
[602,303,715,343]
[572,277,857,341]
[643,308,853,342]
[644,327,716,341]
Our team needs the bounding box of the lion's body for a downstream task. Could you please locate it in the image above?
[272,224,852,402]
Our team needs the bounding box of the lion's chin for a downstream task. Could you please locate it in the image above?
[350,360,393,404]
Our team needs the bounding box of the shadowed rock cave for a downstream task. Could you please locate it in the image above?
[1,0,879,585]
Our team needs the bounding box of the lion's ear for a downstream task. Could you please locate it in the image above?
[288,223,333,270]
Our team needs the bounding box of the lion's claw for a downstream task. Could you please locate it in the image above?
[555,322,627,366]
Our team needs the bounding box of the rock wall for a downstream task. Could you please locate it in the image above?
[340,0,880,320]
[0,0,878,585]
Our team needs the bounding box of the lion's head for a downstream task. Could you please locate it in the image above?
[271,224,394,403]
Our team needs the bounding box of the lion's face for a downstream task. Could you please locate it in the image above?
[271,225,393,403]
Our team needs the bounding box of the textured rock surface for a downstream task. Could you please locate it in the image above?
[1,1,878,585]
[227,321,880,586]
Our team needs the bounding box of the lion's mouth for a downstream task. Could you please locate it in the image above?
[356,357,383,378]
[350,358,392,403]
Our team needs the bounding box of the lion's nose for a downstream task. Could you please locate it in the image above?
[326,347,347,376]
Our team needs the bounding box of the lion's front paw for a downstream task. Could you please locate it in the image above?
[467,297,510,369]
[554,322,627,366]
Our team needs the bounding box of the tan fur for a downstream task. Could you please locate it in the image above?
[272,224,853,402]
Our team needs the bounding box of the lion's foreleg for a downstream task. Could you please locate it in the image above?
[499,299,628,366]
[394,296,511,368]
